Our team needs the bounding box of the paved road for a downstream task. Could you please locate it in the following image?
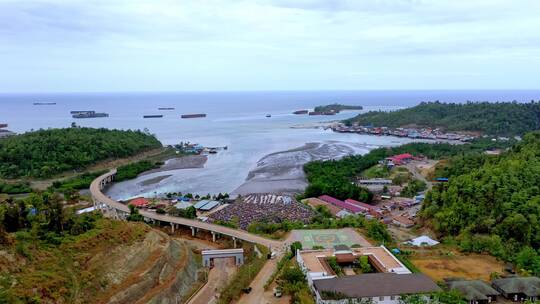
[237,253,282,304]
[188,258,236,304]
[90,170,283,249]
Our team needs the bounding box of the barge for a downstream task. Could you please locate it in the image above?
[181,114,206,119]
[34,102,56,105]
[72,111,109,118]
[293,110,309,115]
[143,115,164,118]
[158,107,175,110]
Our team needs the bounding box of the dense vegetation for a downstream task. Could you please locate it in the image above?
[115,160,162,182]
[346,101,540,136]
[0,127,162,178]
[314,103,363,113]
[302,138,513,202]
[421,132,540,275]
[0,181,32,194]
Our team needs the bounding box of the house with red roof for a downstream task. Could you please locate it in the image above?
[385,153,413,165]
[129,197,149,208]
[344,199,383,216]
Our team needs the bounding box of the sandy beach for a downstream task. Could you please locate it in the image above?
[232,142,370,195]
[134,155,208,186]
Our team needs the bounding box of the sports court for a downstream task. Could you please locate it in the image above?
[288,228,371,249]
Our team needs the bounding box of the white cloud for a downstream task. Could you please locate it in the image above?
[0,0,539,92]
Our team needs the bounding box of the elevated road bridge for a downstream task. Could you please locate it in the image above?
[90,170,283,250]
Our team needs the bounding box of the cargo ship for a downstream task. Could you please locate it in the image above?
[158,107,175,110]
[293,110,309,115]
[34,102,56,105]
[143,115,163,118]
[181,114,206,119]
[72,111,109,118]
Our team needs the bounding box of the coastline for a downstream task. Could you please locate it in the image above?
[140,155,208,176]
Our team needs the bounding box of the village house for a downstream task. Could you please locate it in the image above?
[447,280,499,304]
[491,276,540,302]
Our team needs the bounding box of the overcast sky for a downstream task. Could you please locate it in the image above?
[1,0,539,93]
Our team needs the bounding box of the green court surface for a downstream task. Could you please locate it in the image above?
[289,228,370,249]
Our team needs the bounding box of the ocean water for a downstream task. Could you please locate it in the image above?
[1,90,539,199]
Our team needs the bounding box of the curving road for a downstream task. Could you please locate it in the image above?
[90,170,283,249]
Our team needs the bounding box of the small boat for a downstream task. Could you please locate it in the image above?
[143,115,163,118]
[266,114,271,118]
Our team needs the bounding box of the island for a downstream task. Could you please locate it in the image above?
[310,103,363,115]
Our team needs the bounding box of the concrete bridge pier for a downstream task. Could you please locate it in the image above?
[211,231,216,242]
[233,237,237,248]
[190,226,197,236]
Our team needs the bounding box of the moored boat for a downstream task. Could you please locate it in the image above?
[181,114,206,119]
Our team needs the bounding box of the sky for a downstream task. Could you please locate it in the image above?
[1,0,540,93]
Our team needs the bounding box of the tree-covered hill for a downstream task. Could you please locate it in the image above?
[0,127,162,178]
[346,101,540,136]
[421,132,540,275]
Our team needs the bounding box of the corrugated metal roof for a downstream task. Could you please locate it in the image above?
[194,200,210,209]
[199,200,220,211]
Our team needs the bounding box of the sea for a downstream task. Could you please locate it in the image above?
[1,90,539,199]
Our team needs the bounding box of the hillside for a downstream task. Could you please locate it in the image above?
[346,101,540,136]
[421,131,540,275]
[0,213,203,303]
[0,127,162,179]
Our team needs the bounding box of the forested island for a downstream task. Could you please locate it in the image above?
[0,127,162,179]
[313,103,363,113]
[346,101,540,136]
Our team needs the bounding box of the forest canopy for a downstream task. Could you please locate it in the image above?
[0,127,162,179]
[346,101,540,136]
[421,132,540,275]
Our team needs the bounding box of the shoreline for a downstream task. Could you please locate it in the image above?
[140,155,208,176]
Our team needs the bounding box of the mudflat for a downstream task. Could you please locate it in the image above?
[232,142,368,195]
